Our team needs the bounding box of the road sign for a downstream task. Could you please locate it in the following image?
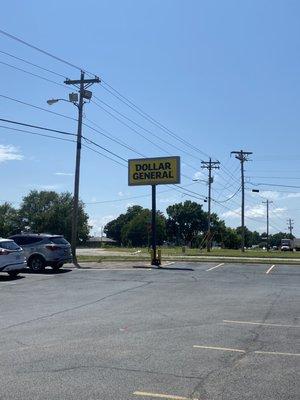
[128,156,180,186]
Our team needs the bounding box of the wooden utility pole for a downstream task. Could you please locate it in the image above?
[262,199,273,251]
[65,72,100,265]
[287,218,294,237]
[201,158,220,251]
[231,150,252,252]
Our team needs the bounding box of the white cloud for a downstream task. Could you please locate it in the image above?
[222,204,287,220]
[0,145,23,163]
[286,192,300,199]
[38,184,62,191]
[25,183,62,191]
[221,207,240,218]
[258,191,281,200]
[89,215,116,235]
[55,172,73,176]
[193,171,205,180]
[118,191,124,197]
[158,197,177,204]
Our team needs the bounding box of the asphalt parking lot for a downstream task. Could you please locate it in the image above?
[0,262,299,400]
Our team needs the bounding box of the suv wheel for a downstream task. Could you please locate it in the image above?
[29,255,46,273]
[52,263,63,272]
[8,271,19,277]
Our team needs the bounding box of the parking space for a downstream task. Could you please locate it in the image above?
[0,262,299,399]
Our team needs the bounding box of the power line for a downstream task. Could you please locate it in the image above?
[92,97,203,166]
[0,49,67,78]
[0,28,89,74]
[250,182,300,189]
[0,117,76,137]
[0,124,76,143]
[0,93,76,122]
[0,60,67,88]
[85,182,198,205]
[81,143,127,168]
[0,28,243,191]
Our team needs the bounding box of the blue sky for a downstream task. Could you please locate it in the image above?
[1,0,300,236]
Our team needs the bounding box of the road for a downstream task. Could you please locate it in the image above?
[0,262,299,399]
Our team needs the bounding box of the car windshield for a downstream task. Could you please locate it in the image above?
[50,237,69,245]
[0,241,21,251]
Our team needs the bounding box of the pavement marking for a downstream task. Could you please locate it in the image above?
[193,345,245,353]
[223,320,300,329]
[133,392,198,400]
[266,264,276,274]
[75,268,136,271]
[193,345,300,357]
[206,263,225,271]
[255,350,300,357]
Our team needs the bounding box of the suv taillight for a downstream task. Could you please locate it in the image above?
[46,245,60,251]
[0,249,10,255]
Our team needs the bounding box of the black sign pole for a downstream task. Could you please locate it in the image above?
[151,184,157,265]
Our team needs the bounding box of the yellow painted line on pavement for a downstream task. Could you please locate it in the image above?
[223,320,300,329]
[266,264,276,274]
[133,391,198,400]
[206,263,225,271]
[193,345,245,353]
[255,350,300,357]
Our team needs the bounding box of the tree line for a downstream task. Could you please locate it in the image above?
[0,191,292,249]
[0,190,89,243]
[105,201,292,249]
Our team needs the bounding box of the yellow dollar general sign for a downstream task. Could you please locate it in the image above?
[128,156,180,186]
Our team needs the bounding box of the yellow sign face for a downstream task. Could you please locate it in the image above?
[128,156,180,186]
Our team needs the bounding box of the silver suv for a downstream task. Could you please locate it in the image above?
[9,234,72,272]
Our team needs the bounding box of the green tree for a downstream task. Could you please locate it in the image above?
[18,190,90,243]
[104,205,143,244]
[0,203,19,237]
[121,209,166,246]
[269,232,292,247]
[221,227,241,249]
[166,201,206,246]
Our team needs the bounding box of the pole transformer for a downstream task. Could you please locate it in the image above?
[231,150,252,252]
[201,158,220,252]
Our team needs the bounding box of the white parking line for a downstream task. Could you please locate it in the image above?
[133,391,198,400]
[193,345,300,357]
[223,320,300,329]
[255,350,300,357]
[206,263,225,272]
[193,345,245,353]
[266,264,276,274]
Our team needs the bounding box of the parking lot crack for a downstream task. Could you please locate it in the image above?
[0,281,152,331]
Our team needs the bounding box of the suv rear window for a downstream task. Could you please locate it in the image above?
[50,237,69,245]
[0,241,21,251]
[12,236,44,245]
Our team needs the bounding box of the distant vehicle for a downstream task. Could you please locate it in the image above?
[0,238,26,277]
[9,234,72,272]
[280,238,300,251]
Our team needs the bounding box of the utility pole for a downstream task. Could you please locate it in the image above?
[201,158,220,252]
[287,218,294,237]
[231,150,252,252]
[65,71,100,265]
[262,200,273,251]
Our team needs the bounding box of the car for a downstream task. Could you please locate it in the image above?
[0,238,26,277]
[9,234,72,273]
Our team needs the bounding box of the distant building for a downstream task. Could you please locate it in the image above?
[86,236,116,247]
